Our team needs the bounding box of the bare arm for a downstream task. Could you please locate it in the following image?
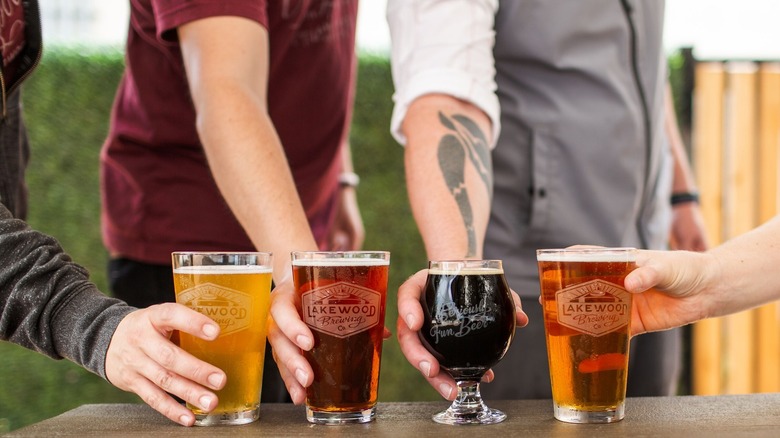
[665,83,709,252]
[404,94,494,259]
[626,216,780,335]
[178,17,318,281]
[177,17,318,403]
[398,94,527,399]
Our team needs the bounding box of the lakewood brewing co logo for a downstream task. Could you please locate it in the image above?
[556,279,631,337]
[178,283,251,336]
[301,282,381,338]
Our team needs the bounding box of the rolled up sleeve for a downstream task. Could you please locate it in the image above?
[387,0,500,146]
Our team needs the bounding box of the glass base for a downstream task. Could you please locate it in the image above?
[432,406,506,425]
[553,401,625,424]
[193,406,260,426]
[306,406,376,425]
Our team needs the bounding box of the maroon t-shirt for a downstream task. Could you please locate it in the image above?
[101,0,357,264]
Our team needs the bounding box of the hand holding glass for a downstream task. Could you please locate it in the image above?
[418,260,516,425]
[293,251,390,424]
[172,252,272,426]
[537,248,636,424]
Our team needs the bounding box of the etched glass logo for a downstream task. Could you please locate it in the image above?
[178,283,251,336]
[556,279,631,337]
[428,302,496,344]
[301,282,381,338]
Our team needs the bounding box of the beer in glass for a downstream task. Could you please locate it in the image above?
[292,251,390,424]
[536,248,636,424]
[172,252,272,426]
[419,260,515,425]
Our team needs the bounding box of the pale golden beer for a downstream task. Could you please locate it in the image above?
[172,252,272,426]
[536,248,636,424]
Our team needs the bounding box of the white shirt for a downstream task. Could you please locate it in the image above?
[386,0,501,147]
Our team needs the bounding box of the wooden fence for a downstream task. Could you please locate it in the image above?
[691,61,780,394]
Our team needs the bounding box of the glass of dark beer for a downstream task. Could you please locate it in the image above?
[418,260,516,425]
[292,251,390,424]
[536,247,637,424]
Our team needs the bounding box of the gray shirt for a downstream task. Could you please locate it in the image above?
[486,0,672,296]
[0,203,134,378]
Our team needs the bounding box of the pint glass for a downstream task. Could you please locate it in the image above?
[172,252,273,426]
[292,251,390,424]
[536,248,637,424]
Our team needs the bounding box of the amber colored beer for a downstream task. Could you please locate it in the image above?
[292,251,390,424]
[537,248,636,424]
[172,252,272,426]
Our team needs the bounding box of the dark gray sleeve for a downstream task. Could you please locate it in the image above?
[0,204,136,378]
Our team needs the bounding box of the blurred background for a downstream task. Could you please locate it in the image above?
[1,0,779,433]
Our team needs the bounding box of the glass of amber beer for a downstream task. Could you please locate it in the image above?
[536,247,637,424]
[292,251,390,424]
[172,251,273,426]
[418,260,516,425]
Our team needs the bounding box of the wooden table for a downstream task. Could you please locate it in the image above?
[7,394,780,437]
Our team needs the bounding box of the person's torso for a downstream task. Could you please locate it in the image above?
[102,0,357,263]
[485,0,672,295]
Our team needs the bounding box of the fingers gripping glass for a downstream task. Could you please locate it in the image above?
[418,260,516,425]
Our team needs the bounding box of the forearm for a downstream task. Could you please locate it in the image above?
[403,94,493,259]
[665,84,698,195]
[704,216,780,316]
[179,17,318,282]
[0,208,134,377]
[195,86,317,281]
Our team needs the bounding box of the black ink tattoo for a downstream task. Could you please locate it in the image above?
[437,112,493,257]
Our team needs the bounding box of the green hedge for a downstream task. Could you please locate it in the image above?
[0,49,433,432]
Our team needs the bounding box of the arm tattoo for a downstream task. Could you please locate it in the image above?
[436,112,493,257]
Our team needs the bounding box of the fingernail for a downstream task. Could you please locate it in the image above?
[179,414,192,426]
[203,324,218,338]
[405,313,415,329]
[295,368,309,387]
[208,373,224,389]
[439,383,453,399]
[199,395,214,410]
[419,361,431,377]
[297,335,313,350]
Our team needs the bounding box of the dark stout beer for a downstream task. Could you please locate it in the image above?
[537,248,636,423]
[418,260,515,425]
[419,265,515,381]
[293,252,389,424]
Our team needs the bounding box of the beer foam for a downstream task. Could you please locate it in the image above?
[173,265,272,274]
[536,249,636,263]
[427,268,504,275]
[292,258,389,267]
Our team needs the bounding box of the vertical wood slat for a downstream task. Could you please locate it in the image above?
[755,63,780,393]
[691,63,725,395]
[721,62,758,395]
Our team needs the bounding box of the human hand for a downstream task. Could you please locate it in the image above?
[325,186,365,251]
[267,279,314,405]
[267,277,393,404]
[625,249,718,336]
[670,203,709,252]
[397,269,528,400]
[105,303,226,426]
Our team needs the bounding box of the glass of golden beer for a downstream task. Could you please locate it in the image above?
[292,251,390,425]
[172,251,273,426]
[536,248,637,424]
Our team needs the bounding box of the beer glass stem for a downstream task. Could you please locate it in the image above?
[453,380,485,411]
[431,379,506,425]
